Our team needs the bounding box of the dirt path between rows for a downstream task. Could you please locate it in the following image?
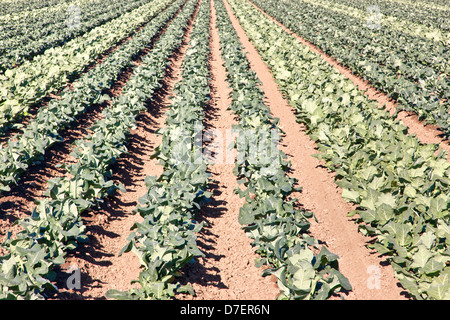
[178,0,280,300]
[49,1,200,299]
[223,0,407,300]
[246,0,450,162]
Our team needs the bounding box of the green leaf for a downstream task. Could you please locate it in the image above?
[341,188,360,203]
[105,289,131,300]
[375,203,394,225]
[410,245,432,269]
[360,188,380,211]
[428,281,450,300]
[419,231,436,249]
[238,205,255,225]
[291,260,315,292]
[119,240,134,257]
[313,246,339,269]
[429,195,449,219]
[377,193,397,208]
[329,268,352,291]
[422,258,445,275]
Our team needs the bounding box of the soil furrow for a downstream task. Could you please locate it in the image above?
[222,0,407,300]
[246,0,450,162]
[178,0,280,300]
[48,0,201,300]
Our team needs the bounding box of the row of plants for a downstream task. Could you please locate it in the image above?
[0,0,152,71]
[214,0,352,300]
[0,0,198,300]
[0,0,165,134]
[2,0,110,41]
[272,0,449,76]
[0,0,181,194]
[331,0,450,31]
[250,0,450,138]
[106,0,212,300]
[297,0,449,44]
[0,0,72,24]
[397,0,450,10]
[228,0,450,299]
[0,0,65,16]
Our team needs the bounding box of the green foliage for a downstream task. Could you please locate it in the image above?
[250,0,450,137]
[106,0,210,300]
[228,0,450,299]
[0,0,193,300]
[0,0,179,193]
[0,0,176,134]
[215,0,351,300]
[0,0,154,72]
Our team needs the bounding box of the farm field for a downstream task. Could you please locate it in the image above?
[0,0,449,301]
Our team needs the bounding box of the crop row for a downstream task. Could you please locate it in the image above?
[214,0,351,300]
[0,0,196,300]
[0,0,180,194]
[0,0,151,71]
[107,0,210,300]
[228,0,450,299]
[298,0,449,44]
[0,0,171,134]
[0,0,65,16]
[331,0,450,31]
[250,0,450,138]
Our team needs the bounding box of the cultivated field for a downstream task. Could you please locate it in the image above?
[0,0,449,300]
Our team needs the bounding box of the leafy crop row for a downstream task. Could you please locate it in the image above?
[0,0,197,300]
[0,0,169,134]
[214,0,351,300]
[228,0,450,299]
[0,0,180,194]
[0,0,151,71]
[331,0,450,32]
[298,0,449,44]
[0,0,66,16]
[106,0,211,300]
[250,0,450,138]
